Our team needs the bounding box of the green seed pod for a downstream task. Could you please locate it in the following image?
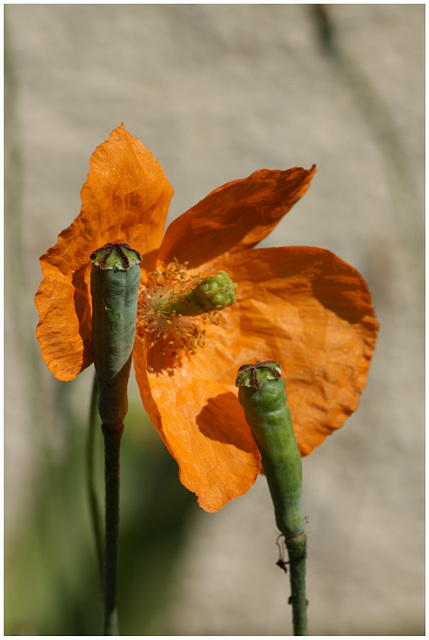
[90,242,142,426]
[194,270,237,310]
[236,361,305,540]
[167,270,237,317]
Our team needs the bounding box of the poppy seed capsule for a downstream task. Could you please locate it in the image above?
[236,361,306,540]
[162,270,237,317]
[90,243,142,426]
[195,271,237,310]
[90,242,142,270]
[236,360,282,389]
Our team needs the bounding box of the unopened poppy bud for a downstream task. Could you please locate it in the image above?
[90,242,142,426]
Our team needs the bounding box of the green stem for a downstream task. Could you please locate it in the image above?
[87,374,104,589]
[286,533,308,636]
[90,242,141,634]
[102,422,124,636]
[236,361,308,635]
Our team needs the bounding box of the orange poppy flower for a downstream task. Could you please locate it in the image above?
[35,123,378,513]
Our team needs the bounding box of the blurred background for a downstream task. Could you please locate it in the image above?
[5,4,424,636]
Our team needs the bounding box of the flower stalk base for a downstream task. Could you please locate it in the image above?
[286,533,308,636]
[87,375,104,587]
[102,422,124,636]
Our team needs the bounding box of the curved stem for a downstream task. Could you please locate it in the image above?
[236,361,308,635]
[286,533,308,636]
[87,374,104,589]
[102,422,124,636]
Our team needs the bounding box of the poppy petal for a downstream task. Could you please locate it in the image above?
[35,124,173,380]
[35,264,93,381]
[158,165,316,270]
[204,246,379,456]
[132,336,261,513]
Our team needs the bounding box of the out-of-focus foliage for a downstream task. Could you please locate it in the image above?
[5,403,196,635]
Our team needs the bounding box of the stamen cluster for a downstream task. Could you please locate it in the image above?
[137,260,219,355]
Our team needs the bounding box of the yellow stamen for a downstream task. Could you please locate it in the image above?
[137,261,222,356]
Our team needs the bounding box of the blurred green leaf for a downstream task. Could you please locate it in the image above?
[5,405,197,635]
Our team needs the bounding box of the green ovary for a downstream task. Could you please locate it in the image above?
[138,261,237,354]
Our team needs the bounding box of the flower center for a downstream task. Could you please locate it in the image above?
[137,260,236,356]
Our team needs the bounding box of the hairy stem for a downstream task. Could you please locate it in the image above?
[236,361,308,635]
[286,533,308,636]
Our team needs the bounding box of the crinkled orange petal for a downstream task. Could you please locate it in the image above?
[132,336,261,513]
[35,124,173,381]
[133,245,377,512]
[204,246,379,456]
[158,165,316,270]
